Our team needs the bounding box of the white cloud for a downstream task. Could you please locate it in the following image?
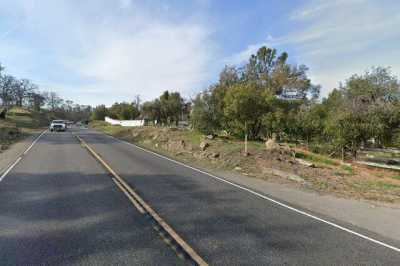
[227,0,400,97]
[286,0,400,96]
[0,0,215,106]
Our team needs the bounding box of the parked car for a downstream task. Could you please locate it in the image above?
[49,120,66,132]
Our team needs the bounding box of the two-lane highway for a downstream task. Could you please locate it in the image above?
[1,128,400,265]
[77,129,400,265]
[0,131,184,265]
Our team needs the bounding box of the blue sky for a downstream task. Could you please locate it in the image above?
[1,0,399,106]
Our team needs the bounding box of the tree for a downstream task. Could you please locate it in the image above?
[108,102,140,120]
[341,67,400,148]
[219,65,239,87]
[240,46,319,99]
[159,91,183,125]
[142,100,162,123]
[133,95,141,110]
[191,65,239,134]
[45,91,63,111]
[224,82,269,139]
[295,103,326,144]
[13,79,32,106]
[0,75,16,107]
[91,105,109,121]
[28,91,46,111]
[191,92,220,134]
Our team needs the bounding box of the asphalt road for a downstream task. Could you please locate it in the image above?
[1,128,400,265]
[0,131,184,266]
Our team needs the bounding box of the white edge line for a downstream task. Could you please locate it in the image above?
[100,133,400,253]
[0,130,46,182]
[0,157,22,181]
[23,130,47,155]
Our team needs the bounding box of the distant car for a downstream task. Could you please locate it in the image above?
[49,120,66,132]
[64,121,73,129]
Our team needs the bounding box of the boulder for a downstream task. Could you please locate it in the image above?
[131,131,140,139]
[143,139,152,145]
[265,138,278,150]
[168,139,185,150]
[194,151,208,159]
[295,158,315,168]
[206,134,214,140]
[199,141,209,151]
[261,167,305,183]
[208,152,220,159]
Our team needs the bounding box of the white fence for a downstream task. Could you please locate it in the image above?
[105,117,144,127]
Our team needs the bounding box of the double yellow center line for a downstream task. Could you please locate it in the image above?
[75,135,208,266]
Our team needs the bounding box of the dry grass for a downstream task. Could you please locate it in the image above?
[90,121,400,203]
[0,107,45,150]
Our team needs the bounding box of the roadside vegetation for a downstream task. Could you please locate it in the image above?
[91,46,400,163]
[89,45,400,203]
[0,62,91,150]
[91,121,400,203]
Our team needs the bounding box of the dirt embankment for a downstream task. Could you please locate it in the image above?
[0,121,23,152]
[0,107,46,153]
[91,121,400,203]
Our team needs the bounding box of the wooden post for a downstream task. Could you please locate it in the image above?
[341,146,344,162]
[244,121,248,155]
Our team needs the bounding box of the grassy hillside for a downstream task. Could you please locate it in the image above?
[6,106,49,129]
[90,121,400,203]
[0,107,48,150]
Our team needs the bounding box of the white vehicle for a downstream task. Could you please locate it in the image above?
[49,120,66,132]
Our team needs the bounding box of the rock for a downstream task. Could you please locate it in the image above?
[143,139,152,145]
[295,158,315,168]
[199,141,209,151]
[265,138,278,150]
[261,167,305,183]
[287,174,305,183]
[209,152,220,159]
[206,134,214,140]
[168,139,185,150]
[154,143,159,148]
[1,144,9,150]
[194,151,208,159]
[234,166,242,171]
[131,131,140,139]
[185,143,193,151]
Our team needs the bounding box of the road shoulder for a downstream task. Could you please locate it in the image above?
[214,169,400,243]
[97,129,400,243]
[0,131,41,174]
